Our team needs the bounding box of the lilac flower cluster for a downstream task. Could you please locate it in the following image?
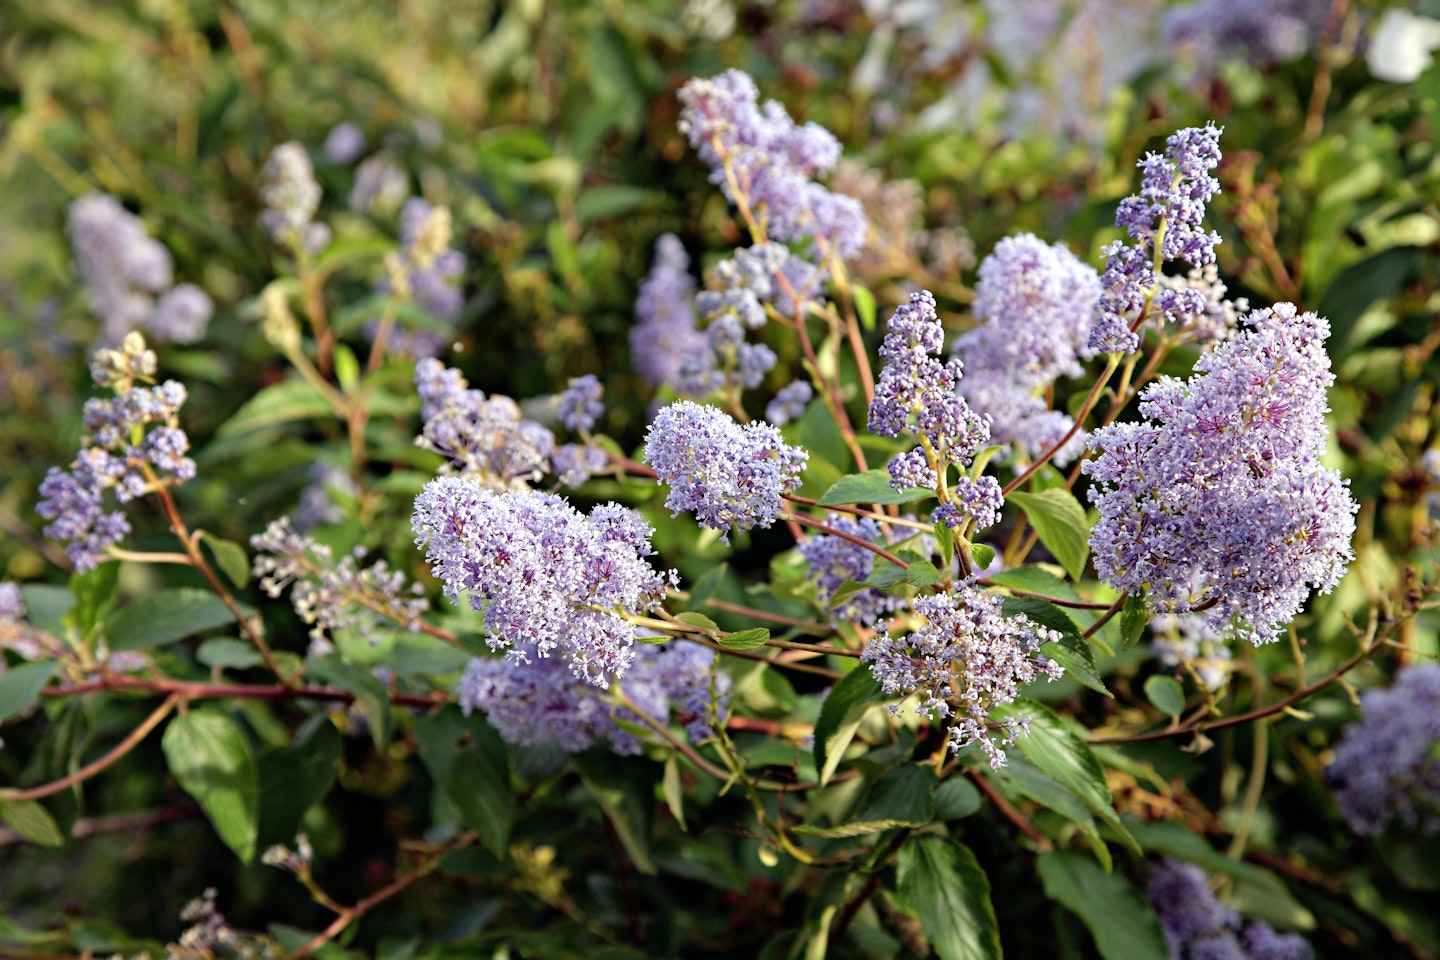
[252,517,429,656]
[868,291,1002,529]
[1088,124,1224,355]
[552,444,610,489]
[258,142,331,255]
[951,234,1100,466]
[798,514,910,626]
[677,69,866,259]
[765,380,813,427]
[643,401,807,544]
[1084,303,1356,644]
[1166,0,1324,75]
[68,193,213,345]
[1150,614,1234,692]
[322,121,366,165]
[863,585,1064,768]
[557,374,604,432]
[414,358,555,490]
[1147,858,1313,960]
[1159,264,1250,346]
[631,234,708,390]
[37,334,194,571]
[411,479,677,685]
[1328,662,1440,837]
[371,198,466,359]
[457,641,729,755]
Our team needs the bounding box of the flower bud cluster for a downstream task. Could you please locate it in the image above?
[414,358,555,490]
[258,142,331,255]
[765,379,813,427]
[1147,858,1313,960]
[411,479,678,686]
[68,193,213,345]
[863,585,1063,768]
[556,374,604,432]
[458,641,728,755]
[252,517,429,655]
[1088,124,1224,355]
[678,69,867,259]
[951,234,1099,466]
[370,198,466,359]
[1328,662,1440,837]
[631,234,709,390]
[37,334,194,571]
[643,401,807,544]
[798,514,910,625]
[1084,303,1357,644]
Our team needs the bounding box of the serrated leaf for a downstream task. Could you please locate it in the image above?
[1001,597,1110,697]
[969,542,995,570]
[162,709,258,862]
[197,531,251,588]
[865,559,908,589]
[854,763,936,825]
[256,720,341,851]
[1119,594,1148,651]
[993,700,1139,857]
[896,836,1002,960]
[719,628,770,650]
[1007,489,1090,582]
[906,561,941,587]
[306,657,394,749]
[1144,676,1185,718]
[105,588,239,651]
[983,565,1080,602]
[68,563,119,640]
[1038,850,1169,960]
[813,667,883,785]
[988,756,1111,871]
[675,611,719,631]
[576,752,657,875]
[933,521,955,568]
[827,579,872,611]
[0,799,65,847]
[934,777,982,820]
[214,379,336,440]
[0,662,58,722]
[197,639,265,670]
[818,470,931,507]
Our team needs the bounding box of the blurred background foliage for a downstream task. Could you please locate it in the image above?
[2,0,1440,957]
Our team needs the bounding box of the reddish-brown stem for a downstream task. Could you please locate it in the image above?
[969,768,1049,847]
[977,583,1114,610]
[3,693,182,802]
[1082,595,1127,639]
[41,676,446,710]
[787,512,909,570]
[0,803,200,847]
[703,598,835,635]
[1003,356,1120,497]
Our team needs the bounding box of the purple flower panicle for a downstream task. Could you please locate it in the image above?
[631,234,708,390]
[259,142,331,254]
[557,374,605,433]
[414,358,554,489]
[765,380,813,427]
[1148,858,1312,960]
[643,401,807,544]
[799,514,910,626]
[370,198,465,359]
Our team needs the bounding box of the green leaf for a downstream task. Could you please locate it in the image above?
[988,756,1111,871]
[686,563,728,611]
[197,639,265,670]
[413,708,514,857]
[1037,850,1169,960]
[0,662,58,722]
[197,531,251,588]
[1317,245,1421,359]
[1001,597,1110,697]
[982,565,1080,602]
[969,542,995,570]
[827,579,872,612]
[1119,594,1148,651]
[214,379,336,440]
[853,284,877,331]
[106,588,244,651]
[162,709,259,862]
[906,561,941,588]
[575,185,667,222]
[719,627,770,651]
[256,719,342,851]
[854,763,936,825]
[1006,489,1090,582]
[1143,676,1185,718]
[934,777,983,820]
[662,754,687,832]
[68,563,120,640]
[865,559,908,589]
[813,667,883,785]
[0,799,65,847]
[576,752,657,875]
[896,836,1002,960]
[306,658,394,749]
[675,611,719,631]
[19,585,72,637]
[818,470,931,507]
[993,699,1139,856]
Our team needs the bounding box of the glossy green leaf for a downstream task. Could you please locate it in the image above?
[214,379,336,439]
[675,611,719,631]
[197,639,265,670]
[982,565,1080,602]
[105,589,239,651]
[1144,676,1185,718]
[1006,489,1090,582]
[414,708,514,857]
[719,627,770,650]
[256,719,342,850]
[1001,597,1110,697]
[934,776,983,820]
[306,657,394,749]
[686,563,728,611]
[896,836,1002,960]
[162,709,258,862]
[796,763,938,834]
[818,470,931,507]
[576,752,657,875]
[197,531,251,588]
[1119,594,1148,652]
[969,542,995,570]
[0,662,58,722]
[853,284,877,331]
[865,559,908,589]
[813,667,883,785]
[988,756,1111,872]
[0,799,65,847]
[1037,850,1168,960]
